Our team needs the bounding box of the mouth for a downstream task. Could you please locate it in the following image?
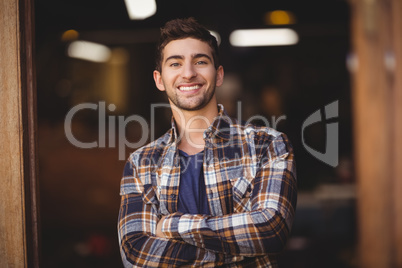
[178,84,202,92]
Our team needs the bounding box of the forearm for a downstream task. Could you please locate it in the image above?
[119,195,243,267]
[160,208,291,256]
[119,232,231,267]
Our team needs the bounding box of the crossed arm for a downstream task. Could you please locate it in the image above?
[118,162,240,267]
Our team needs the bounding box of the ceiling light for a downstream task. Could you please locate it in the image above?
[229,28,299,47]
[265,10,296,25]
[61,29,79,42]
[67,41,111,63]
[124,0,157,20]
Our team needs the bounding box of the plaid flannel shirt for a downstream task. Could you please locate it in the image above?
[118,105,297,267]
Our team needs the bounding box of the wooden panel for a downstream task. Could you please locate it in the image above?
[18,0,40,266]
[0,0,28,266]
[350,0,394,267]
[392,0,402,266]
[351,0,402,266]
[0,0,38,266]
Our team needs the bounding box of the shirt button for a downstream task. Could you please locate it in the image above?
[275,161,285,169]
[170,194,176,199]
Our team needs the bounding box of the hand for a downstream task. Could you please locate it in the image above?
[156,215,167,238]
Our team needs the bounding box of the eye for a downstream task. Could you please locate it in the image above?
[195,61,207,65]
[170,62,180,67]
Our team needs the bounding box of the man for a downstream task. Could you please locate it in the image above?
[118,17,297,267]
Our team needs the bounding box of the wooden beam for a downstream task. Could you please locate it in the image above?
[350,0,392,266]
[392,0,402,266]
[350,0,402,266]
[0,0,39,267]
[19,0,40,266]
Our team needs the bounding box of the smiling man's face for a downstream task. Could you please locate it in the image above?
[153,38,224,112]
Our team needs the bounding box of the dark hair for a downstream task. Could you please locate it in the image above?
[155,17,220,72]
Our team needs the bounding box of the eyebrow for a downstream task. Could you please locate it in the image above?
[193,53,212,62]
[164,53,212,64]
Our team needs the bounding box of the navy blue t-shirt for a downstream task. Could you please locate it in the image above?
[177,150,210,215]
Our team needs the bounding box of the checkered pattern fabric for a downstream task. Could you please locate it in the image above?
[118,105,297,267]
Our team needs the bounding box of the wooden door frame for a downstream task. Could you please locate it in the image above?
[20,0,40,266]
[0,0,40,266]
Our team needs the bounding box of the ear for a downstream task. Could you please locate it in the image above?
[153,70,165,91]
[215,66,224,87]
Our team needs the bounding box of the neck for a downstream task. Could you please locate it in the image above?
[172,99,219,155]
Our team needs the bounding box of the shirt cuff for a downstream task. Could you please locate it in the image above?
[162,212,183,239]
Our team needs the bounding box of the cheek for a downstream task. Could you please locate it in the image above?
[163,71,178,83]
[202,69,217,82]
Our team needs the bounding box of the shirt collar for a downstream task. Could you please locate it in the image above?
[204,104,233,141]
[167,104,234,144]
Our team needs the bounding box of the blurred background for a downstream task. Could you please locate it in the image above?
[35,0,356,267]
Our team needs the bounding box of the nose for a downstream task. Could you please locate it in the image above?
[181,62,197,80]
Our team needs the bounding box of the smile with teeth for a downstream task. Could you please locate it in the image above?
[178,85,201,91]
